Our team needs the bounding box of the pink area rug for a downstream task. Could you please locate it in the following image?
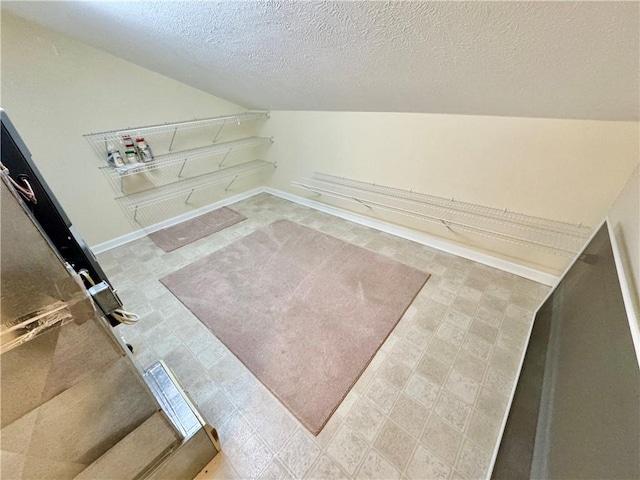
[148,207,246,252]
[160,219,429,434]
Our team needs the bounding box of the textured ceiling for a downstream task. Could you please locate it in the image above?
[3,1,639,120]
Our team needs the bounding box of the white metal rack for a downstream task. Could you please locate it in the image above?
[100,136,273,194]
[119,160,276,222]
[85,112,274,225]
[84,111,270,158]
[292,172,591,256]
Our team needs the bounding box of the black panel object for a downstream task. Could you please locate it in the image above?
[1,110,114,319]
[492,224,639,479]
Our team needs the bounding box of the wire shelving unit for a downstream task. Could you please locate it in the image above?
[84,111,270,159]
[85,111,274,225]
[292,172,591,256]
[118,160,276,222]
[100,136,273,194]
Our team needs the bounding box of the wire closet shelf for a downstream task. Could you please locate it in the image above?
[119,159,276,222]
[100,136,273,194]
[84,111,270,158]
[292,172,591,256]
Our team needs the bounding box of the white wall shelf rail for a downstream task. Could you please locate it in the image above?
[292,172,591,256]
[100,136,273,194]
[119,159,276,222]
[84,111,270,158]
[85,111,274,225]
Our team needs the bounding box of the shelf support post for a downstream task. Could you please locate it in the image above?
[225,175,239,192]
[184,188,196,204]
[353,197,372,210]
[440,219,453,232]
[218,149,232,169]
[177,158,188,178]
[168,126,178,152]
[212,124,225,143]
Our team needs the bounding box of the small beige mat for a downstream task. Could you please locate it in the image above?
[148,207,246,252]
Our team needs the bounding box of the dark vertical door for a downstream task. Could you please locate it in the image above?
[493,224,639,479]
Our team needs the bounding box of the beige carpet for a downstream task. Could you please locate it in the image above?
[148,207,246,252]
[160,220,430,434]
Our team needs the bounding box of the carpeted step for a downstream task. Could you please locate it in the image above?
[1,314,123,428]
[1,356,157,479]
[73,412,180,480]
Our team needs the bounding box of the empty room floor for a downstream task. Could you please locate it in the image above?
[99,193,548,480]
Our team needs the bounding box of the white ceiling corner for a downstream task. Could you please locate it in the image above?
[3,1,639,121]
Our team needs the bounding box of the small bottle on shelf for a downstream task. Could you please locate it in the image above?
[106,145,125,167]
[124,149,139,164]
[136,137,153,162]
[122,135,140,164]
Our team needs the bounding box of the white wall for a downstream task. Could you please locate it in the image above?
[260,111,639,275]
[0,13,253,245]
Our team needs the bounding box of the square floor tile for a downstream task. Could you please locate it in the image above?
[406,444,451,480]
[403,325,433,348]
[469,319,499,344]
[377,358,412,389]
[461,334,493,362]
[227,433,273,479]
[483,366,513,397]
[489,346,520,375]
[421,414,463,466]
[476,387,508,421]
[258,458,292,480]
[326,424,369,476]
[427,337,459,366]
[365,378,400,414]
[373,420,417,471]
[305,455,349,480]
[257,407,297,455]
[404,374,441,410]
[390,339,423,369]
[456,439,491,479]
[345,397,386,442]
[355,449,401,480]
[444,309,473,330]
[415,355,450,386]
[453,351,487,384]
[436,323,466,348]
[389,393,428,438]
[434,391,472,432]
[466,409,501,452]
[277,428,320,479]
[444,370,480,405]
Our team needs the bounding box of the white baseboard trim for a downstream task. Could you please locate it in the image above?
[90,187,264,255]
[263,187,560,286]
[91,185,559,285]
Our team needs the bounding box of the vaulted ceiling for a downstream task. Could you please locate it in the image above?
[3,1,639,120]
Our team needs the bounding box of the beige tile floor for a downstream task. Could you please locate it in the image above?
[98,193,549,480]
